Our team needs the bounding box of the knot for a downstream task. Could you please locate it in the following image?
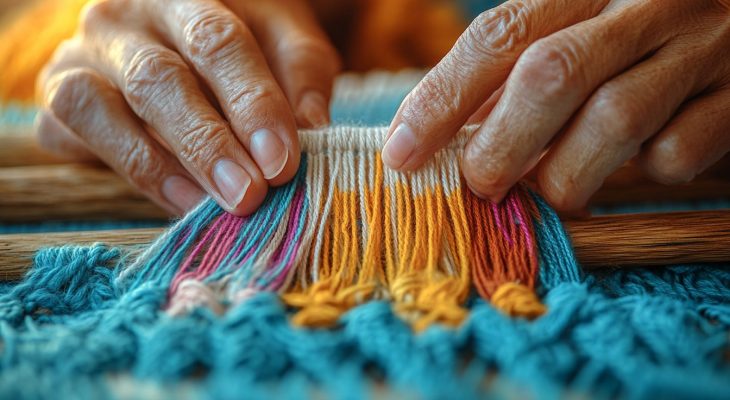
[491,282,546,319]
[392,276,469,331]
[282,280,384,328]
[167,279,224,316]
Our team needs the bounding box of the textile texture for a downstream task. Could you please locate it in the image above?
[0,71,729,399]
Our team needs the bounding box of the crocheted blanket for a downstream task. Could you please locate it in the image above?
[0,71,729,400]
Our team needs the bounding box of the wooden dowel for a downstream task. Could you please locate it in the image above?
[0,210,728,281]
[0,131,65,167]
[0,163,169,221]
[0,160,728,222]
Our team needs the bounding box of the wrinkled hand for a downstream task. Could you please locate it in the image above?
[37,0,340,215]
[383,0,730,210]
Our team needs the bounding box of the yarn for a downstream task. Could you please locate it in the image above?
[1,192,729,398]
[0,61,728,398]
[119,126,545,333]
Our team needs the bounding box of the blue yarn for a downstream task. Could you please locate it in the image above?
[1,192,728,399]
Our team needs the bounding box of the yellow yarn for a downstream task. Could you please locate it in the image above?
[283,148,475,331]
[491,282,547,319]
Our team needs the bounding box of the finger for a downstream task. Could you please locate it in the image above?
[35,110,97,161]
[382,0,609,170]
[535,44,701,210]
[79,14,268,216]
[466,84,504,125]
[144,0,300,185]
[231,0,341,128]
[640,87,730,185]
[42,67,205,215]
[461,1,683,202]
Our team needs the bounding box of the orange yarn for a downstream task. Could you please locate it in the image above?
[0,0,88,104]
[464,184,546,319]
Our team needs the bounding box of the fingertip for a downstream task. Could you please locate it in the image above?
[222,176,269,217]
[211,158,267,216]
[382,122,417,170]
[228,180,268,217]
[267,148,301,187]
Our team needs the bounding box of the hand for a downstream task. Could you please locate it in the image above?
[382,0,730,210]
[36,0,340,215]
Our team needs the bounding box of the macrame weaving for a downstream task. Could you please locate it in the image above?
[0,72,729,399]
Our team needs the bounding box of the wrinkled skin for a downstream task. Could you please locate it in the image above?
[382,0,730,211]
[37,0,340,215]
[39,0,730,216]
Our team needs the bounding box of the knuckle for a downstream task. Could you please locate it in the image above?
[644,138,698,184]
[462,2,529,58]
[47,68,100,124]
[515,37,582,101]
[589,87,646,146]
[176,122,229,167]
[182,9,244,61]
[79,0,116,34]
[123,46,186,115]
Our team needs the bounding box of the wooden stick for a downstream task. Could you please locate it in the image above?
[0,210,728,281]
[0,163,169,221]
[1,159,728,222]
[0,131,65,167]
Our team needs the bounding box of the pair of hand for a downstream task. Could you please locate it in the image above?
[38,0,730,216]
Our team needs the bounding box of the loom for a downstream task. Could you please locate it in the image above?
[0,70,729,398]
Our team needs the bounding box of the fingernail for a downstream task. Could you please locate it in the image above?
[162,175,205,212]
[213,159,251,209]
[249,128,288,179]
[382,123,416,169]
[297,91,329,128]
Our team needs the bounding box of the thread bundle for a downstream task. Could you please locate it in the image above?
[120,127,545,333]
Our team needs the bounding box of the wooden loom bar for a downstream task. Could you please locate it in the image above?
[0,210,729,281]
[0,132,66,167]
[0,164,169,221]
[1,159,729,222]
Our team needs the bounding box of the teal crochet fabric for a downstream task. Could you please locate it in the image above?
[0,195,728,399]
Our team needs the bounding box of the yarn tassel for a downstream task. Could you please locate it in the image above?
[464,184,546,319]
[131,127,547,329]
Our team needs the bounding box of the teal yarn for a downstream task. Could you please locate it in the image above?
[1,189,729,399]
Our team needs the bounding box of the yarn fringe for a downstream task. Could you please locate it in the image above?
[120,126,545,331]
